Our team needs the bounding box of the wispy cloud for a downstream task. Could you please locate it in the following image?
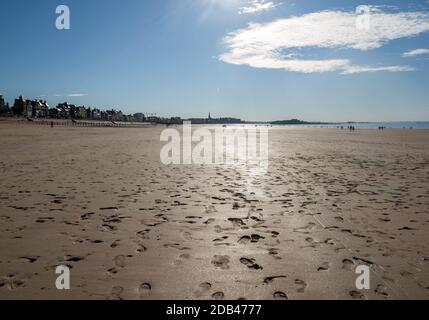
[238,0,280,15]
[220,9,429,74]
[342,65,415,75]
[66,93,88,97]
[401,48,429,57]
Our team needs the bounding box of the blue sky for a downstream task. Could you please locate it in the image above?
[0,0,429,121]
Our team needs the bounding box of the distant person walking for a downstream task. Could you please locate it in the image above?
[51,121,54,128]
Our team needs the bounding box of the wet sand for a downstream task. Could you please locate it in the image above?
[0,120,428,299]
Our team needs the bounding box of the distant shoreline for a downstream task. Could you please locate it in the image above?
[1,116,429,129]
[1,115,428,125]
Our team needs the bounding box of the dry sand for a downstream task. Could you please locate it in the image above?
[0,120,428,299]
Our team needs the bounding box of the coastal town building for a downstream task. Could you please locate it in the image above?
[12,96,26,116]
[90,108,102,120]
[147,115,161,123]
[77,106,87,119]
[0,95,9,114]
[55,102,71,118]
[133,113,146,122]
[32,100,50,118]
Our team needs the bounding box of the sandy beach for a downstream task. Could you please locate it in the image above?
[0,119,428,300]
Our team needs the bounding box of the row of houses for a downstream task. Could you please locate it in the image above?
[51,103,147,122]
[7,96,51,118]
[0,95,147,122]
[1,95,241,125]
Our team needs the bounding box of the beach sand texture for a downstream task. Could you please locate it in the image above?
[0,120,428,299]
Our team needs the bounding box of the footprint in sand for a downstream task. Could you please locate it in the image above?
[138,283,152,298]
[349,290,365,300]
[110,240,120,248]
[317,262,330,272]
[250,234,265,243]
[205,206,217,214]
[213,236,229,243]
[268,248,281,259]
[305,237,317,246]
[5,278,26,290]
[163,243,190,251]
[270,231,279,238]
[194,282,212,298]
[374,284,389,297]
[80,212,95,220]
[100,207,119,211]
[136,229,151,240]
[204,218,215,225]
[211,255,230,270]
[90,239,104,244]
[264,275,287,284]
[113,255,132,268]
[238,236,251,244]
[99,224,118,232]
[113,255,126,268]
[135,243,147,253]
[334,216,344,222]
[16,256,39,263]
[63,255,85,263]
[174,253,191,265]
[294,279,307,293]
[240,257,263,270]
[211,291,225,300]
[342,259,354,270]
[324,238,335,246]
[106,267,119,276]
[228,218,245,227]
[273,291,288,300]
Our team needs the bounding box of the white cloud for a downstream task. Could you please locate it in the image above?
[238,0,280,15]
[401,48,429,57]
[67,93,88,97]
[341,65,415,75]
[220,9,429,74]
